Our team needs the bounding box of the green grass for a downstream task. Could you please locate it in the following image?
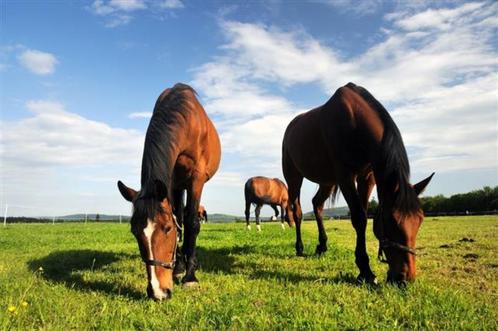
[1,216,497,330]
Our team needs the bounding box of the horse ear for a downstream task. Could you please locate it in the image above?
[413,172,435,196]
[117,181,138,202]
[154,179,168,201]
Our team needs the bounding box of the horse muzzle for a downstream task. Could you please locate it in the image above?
[147,285,172,300]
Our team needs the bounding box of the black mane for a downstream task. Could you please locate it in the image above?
[345,82,419,213]
[135,83,196,219]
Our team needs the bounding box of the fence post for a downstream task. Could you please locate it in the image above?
[3,204,7,227]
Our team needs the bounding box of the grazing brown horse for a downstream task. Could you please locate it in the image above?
[117,83,221,299]
[244,176,289,231]
[282,82,433,284]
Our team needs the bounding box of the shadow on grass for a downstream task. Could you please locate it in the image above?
[196,245,255,274]
[196,245,379,289]
[27,249,144,300]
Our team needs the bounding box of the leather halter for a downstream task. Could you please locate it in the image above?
[143,215,183,270]
[375,206,417,263]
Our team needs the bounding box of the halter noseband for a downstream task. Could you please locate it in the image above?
[375,206,417,263]
[143,215,183,270]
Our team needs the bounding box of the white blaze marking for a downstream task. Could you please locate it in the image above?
[144,219,165,299]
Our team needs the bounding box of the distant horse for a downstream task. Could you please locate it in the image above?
[282,82,433,284]
[117,83,221,300]
[244,176,289,231]
[198,205,208,224]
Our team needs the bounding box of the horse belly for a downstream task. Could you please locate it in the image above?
[287,129,338,185]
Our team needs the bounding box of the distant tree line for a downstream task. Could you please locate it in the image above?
[367,186,498,216]
[4,217,53,223]
[4,217,124,224]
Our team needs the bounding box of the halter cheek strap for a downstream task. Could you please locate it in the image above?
[375,206,417,263]
[143,215,183,270]
[144,259,175,269]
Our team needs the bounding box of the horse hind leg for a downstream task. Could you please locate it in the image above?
[271,204,279,219]
[312,185,335,255]
[255,204,262,232]
[182,178,205,286]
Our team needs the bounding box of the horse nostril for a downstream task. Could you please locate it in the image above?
[165,288,172,299]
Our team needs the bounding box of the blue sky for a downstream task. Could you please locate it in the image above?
[1,0,497,217]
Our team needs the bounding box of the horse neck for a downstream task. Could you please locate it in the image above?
[140,141,178,201]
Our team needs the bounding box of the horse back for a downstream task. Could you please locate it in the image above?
[282,85,383,184]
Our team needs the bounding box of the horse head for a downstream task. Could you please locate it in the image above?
[118,180,178,300]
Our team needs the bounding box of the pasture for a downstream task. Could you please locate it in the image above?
[1,216,497,330]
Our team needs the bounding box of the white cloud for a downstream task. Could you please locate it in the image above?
[160,0,184,9]
[92,0,146,15]
[128,111,152,119]
[109,0,146,11]
[220,21,346,86]
[1,100,145,216]
[321,0,383,16]
[192,1,497,186]
[193,60,294,124]
[105,14,133,28]
[89,0,184,27]
[1,100,143,167]
[391,2,485,31]
[18,49,58,75]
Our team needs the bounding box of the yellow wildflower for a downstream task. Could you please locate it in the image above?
[21,301,28,308]
[8,305,16,313]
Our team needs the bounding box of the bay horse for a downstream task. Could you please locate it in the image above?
[244,176,290,231]
[282,82,434,284]
[117,83,221,299]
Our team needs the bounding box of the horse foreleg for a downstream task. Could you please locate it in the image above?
[293,197,304,255]
[312,185,334,255]
[182,178,204,286]
[172,189,186,280]
[286,177,304,256]
[280,204,286,229]
[340,176,376,284]
[244,201,251,230]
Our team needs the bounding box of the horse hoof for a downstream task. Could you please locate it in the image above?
[281,223,285,230]
[182,281,200,288]
[315,245,327,255]
[357,274,378,285]
[296,251,304,257]
[256,225,261,232]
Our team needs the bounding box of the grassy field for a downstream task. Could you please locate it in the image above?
[1,216,497,330]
